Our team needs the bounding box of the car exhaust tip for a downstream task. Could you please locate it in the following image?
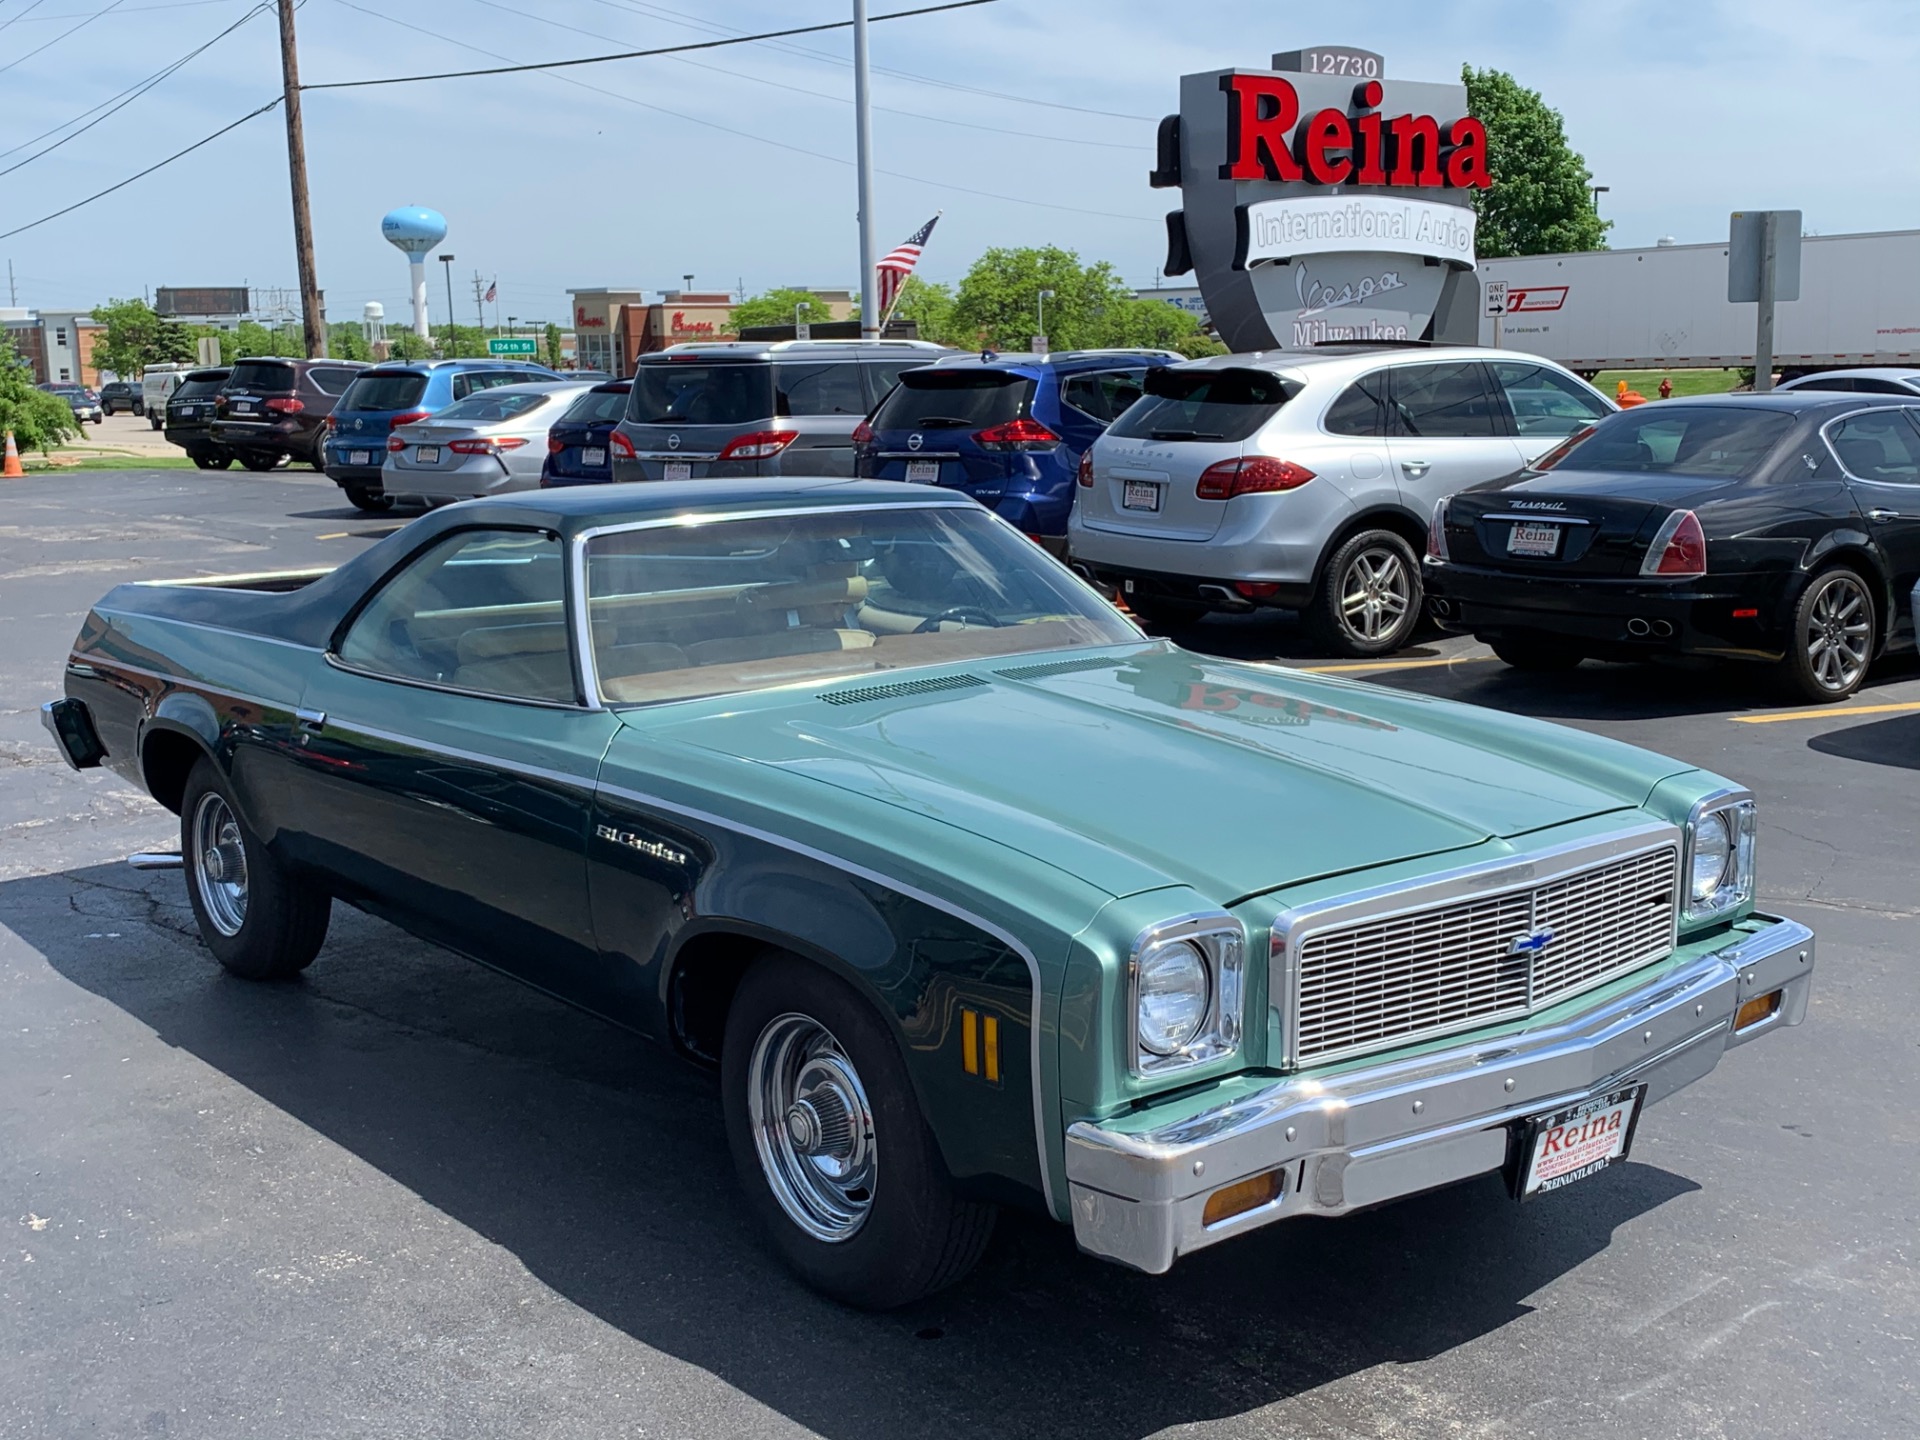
[127,853,184,871]
[1626,617,1652,637]
[1650,619,1675,638]
[1198,584,1254,610]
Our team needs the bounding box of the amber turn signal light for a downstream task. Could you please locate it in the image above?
[1734,989,1783,1032]
[1201,1169,1283,1227]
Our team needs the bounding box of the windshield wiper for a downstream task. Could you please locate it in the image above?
[912,416,972,428]
[1148,428,1225,441]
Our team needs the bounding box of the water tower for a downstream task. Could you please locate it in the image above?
[380,206,447,340]
[361,300,386,346]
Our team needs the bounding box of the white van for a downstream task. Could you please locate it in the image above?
[141,363,194,430]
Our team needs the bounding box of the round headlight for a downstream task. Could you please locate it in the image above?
[1691,811,1732,902]
[1137,941,1210,1055]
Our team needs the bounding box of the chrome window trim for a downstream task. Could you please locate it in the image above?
[1682,785,1757,924]
[321,652,594,712]
[1271,821,1682,1070]
[1128,911,1246,1078]
[1818,403,1920,484]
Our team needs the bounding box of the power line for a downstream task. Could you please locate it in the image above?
[0,0,52,34]
[6,0,241,18]
[0,96,280,242]
[0,0,129,75]
[303,0,996,91]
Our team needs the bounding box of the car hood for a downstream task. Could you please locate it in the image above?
[635,644,1688,902]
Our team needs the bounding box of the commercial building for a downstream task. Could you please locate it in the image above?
[1,308,103,385]
[566,286,858,376]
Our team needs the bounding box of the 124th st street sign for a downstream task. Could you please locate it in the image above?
[487,337,537,356]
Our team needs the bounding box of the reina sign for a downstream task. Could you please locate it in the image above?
[1158,49,1485,351]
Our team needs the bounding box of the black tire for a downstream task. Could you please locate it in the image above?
[238,452,281,472]
[1125,593,1210,628]
[148,413,163,430]
[722,950,996,1309]
[1490,636,1586,672]
[90,415,104,426]
[179,758,329,981]
[192,450,234,471]
[1310,528,1423,657]
[345,486,394,513]
[131,401,144,417]
[1777,566,1876,702]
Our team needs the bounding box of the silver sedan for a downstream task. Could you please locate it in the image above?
[384,382,598,501]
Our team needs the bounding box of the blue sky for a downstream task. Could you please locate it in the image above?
[3,0,1918,326]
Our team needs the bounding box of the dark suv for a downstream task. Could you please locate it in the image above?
[161,367,233,469]
[855,349,1180,552]
[209,357,367,471]
[100,380,142,416]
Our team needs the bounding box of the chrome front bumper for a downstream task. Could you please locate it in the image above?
[1065,913,1815,1274]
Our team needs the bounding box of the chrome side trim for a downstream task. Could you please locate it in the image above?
[129,567,337,589]
[93,609,323,651]
[595,778,1058,1217]
[313,718,596,794]
[630,451,722,461]
[1479,512,1594,526]
[68,651,290,717]
[1273,822,1681,1068]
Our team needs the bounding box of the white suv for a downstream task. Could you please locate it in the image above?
[1068,345,1614,655]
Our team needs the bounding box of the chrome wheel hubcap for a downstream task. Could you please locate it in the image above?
[1804,575,1871,692]
[1340,547,1412,642]
[190,792,249,937]
[748,1013,875,1242]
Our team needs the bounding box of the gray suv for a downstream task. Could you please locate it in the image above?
[610,338,951,483]
[1069,345,1614,656]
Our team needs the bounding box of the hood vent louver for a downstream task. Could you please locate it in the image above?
[818,674,990,705]
[993,656,1119,681]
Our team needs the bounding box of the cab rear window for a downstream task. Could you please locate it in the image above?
[1107,367,1292,443]
[227,360,296,391]
[870,371,1033,431]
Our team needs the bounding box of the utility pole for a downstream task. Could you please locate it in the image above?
[6,260,14,307]
[439,253,456,351]
[472,270,487,331]
[277,0,326,358]
[853,0,877,339]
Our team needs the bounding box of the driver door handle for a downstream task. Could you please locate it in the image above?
[296,708,327,734]
[1867,507,1902,522]
[1401,459,1431,477]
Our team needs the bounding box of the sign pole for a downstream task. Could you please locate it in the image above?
[1754,210,1777,393]
[853,0,878,339]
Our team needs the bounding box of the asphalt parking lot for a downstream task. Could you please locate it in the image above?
[3,469,1916,1440]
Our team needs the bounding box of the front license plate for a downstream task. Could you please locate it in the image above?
[1123,479,1162,512]
[663,461,691,481]
[348,449,372,466]
[582,446,606,467]
[1513,1084,1646,1200]
[905,459,940,483]
[1507,521,1562,557]
[416,446,440,464]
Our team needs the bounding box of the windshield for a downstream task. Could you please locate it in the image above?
[629,362,775,425]
[870,371,1032,431]
[339,372,429,412]
[227,360,295,391]
[433,390,555,425]
[1545,406,1794,477]
[561,386,632,424]
[1107,366,1291,442]
[585,504,1137,705]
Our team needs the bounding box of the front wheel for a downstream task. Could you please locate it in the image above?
[180,758,330,980]
[1490,636,1586,671]
[1778,567,1875,702]
[148,414,163,430]
[722,951,996,1309]
[344,486,393,513]
[1311,529,1423,657]
[192,450,233,471]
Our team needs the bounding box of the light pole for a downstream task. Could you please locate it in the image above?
[683,273,695,293]
[438,253,456,351]
[853,0,878,339]
[507,315,517,340]
[794,300,811,340]
[1590,184,1609,214]
[1036,288,1055,352]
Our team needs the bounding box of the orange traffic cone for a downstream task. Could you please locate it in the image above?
[2,431,23,479]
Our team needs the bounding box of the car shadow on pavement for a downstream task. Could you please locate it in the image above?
[1808,712,1920,770]
[10,863,1701,1440]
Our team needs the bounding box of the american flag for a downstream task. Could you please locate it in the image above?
[483,280,497,303]
[876,213,940,322]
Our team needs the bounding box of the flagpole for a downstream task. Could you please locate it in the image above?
[878,210,940,333]
[854,0,878,339]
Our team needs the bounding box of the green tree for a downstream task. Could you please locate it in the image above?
[1092,296,1224,357]
[327,323,372,362]
[1462,66,1608,258]
[0,348,82,454]
[543,321,563,369]
[884,277,954,343]
[951,247,1132,352]
[731,287,838,333]
[386,331,433,362]
[89,298,166,380]
[228,320,305,362]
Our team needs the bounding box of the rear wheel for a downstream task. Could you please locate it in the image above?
[1124,593,1210,628]
[345,486,393,513]
[148,413,163,430]
[191,450,233,471]
[722,951,995,1309]
[1312,529,1422,657]
[1490,636,1586,671]
[1778,567,1875,702]
[180,758,329,980]
[238,452,281,472]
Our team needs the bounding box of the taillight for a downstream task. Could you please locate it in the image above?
[609,430,636,460]
[1426,496,1452,561]
[1077,450,1094,488]
[1641,509,1707,577]
[717,430,797,461]
[1532,425,1594,471]
[264,397,304,414]
[548,435,565,454]
[852,418,874,445]
[386,436,405,453]
[974,418,1060,451]
[1195,457,1315,500]
[325,415,338,433]
[449,437,528,454]
[388,410,431,430]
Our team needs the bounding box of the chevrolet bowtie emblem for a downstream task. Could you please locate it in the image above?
[1509,928,1556,955]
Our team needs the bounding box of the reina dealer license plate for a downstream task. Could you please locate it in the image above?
[348,449,371,466]
[416,446,440,464]
[1507,521,1562,557]
[905,459,939,483]
[582,446,606,467]
[1122,479,1162,512]
[1512,1084,1646,1200]
[664,461,692,482]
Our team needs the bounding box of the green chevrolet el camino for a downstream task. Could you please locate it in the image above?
[43,479,1815,1308]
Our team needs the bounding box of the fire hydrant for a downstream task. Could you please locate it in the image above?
[1659,376,1673,400]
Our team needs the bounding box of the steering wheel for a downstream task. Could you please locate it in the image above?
[913,606,1006,634]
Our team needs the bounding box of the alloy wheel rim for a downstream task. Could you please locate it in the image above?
[190,792,249,937]
[1340,546,1413,643]
[1804,575,1871,692]
[747,1013,876,1243]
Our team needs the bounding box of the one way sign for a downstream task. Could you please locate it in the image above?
[1483,280,1509,318]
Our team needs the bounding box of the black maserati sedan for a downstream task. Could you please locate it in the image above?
[1423,392,1920,701]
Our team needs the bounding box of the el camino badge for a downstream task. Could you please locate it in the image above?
[595,824,690,867]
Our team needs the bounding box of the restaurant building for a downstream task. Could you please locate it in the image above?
[566,286,858,376]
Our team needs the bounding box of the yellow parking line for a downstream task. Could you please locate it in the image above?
[315,531,350,540]
[1289,655,1497,676]
[1732,700,1920,725]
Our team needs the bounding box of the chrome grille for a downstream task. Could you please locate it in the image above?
[1289,846,1678,1064]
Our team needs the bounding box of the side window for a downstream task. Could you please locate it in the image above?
[309,367,358,396]
[451,372,477,401]
[1488,361,1612,437]
[774,362,869,417]
[1831,410,1920,485]
[1389,363,1501,438]
[1062,369,1149,424]
[1857,378,1907,394]
[862,360,919,408]
[337,530,575,703]
[1323,370,1389,436]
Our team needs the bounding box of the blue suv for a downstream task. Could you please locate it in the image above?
[853,349,1181,552]
[324,358,558,511]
